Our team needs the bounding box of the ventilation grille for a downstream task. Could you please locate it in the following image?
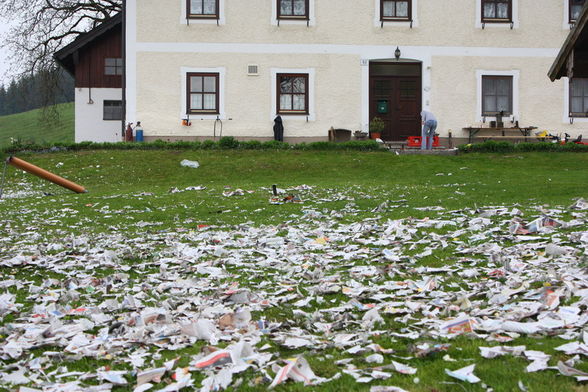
[247,64,259,76]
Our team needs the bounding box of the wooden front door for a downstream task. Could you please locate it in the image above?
[369,62,421,141]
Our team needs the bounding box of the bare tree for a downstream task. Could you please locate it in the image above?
[1,0,122,78]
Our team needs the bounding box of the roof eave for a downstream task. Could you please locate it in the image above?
[549,3,588,81]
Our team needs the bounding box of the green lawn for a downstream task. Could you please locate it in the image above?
[0,102,74,149]
[0,150,587,392]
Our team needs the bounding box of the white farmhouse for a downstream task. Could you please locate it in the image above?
[63,1,588,144]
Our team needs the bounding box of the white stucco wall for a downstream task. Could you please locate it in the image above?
[134,52,360,139]
[432,56,567,139]
[136,0,569,48]
[125,0,586,140]
[75,88,123,143]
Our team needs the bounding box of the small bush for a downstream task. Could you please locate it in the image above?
[219,136,239,149]
[201,140,217,150]
[239,140,263,150]
[458,140,588,153]
[261,140,290,150]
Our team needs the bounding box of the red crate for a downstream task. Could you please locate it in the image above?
[407,136,440,147]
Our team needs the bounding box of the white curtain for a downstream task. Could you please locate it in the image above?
[203,77,216,92]
[293,95,305,111]
[396,1,408,17]
[203,94,216,110]
[191,95,203,110]
[293,0,305,15]
[190,77,202,93]
[280,95,292,110]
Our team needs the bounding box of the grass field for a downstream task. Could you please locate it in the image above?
[0,103,74,149]
[0,150,587,392]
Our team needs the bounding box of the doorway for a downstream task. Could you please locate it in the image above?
[369,61,422,141]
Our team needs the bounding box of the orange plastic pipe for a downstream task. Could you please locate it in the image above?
[7,156,87,194]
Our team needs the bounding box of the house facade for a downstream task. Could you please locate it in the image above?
[121,1,587,143]
[55,14,123,143]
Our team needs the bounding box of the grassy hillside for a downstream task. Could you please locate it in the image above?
[0,102,74,148]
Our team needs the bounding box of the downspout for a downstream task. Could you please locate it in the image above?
[87,50,93,104]
[121,0,127,140]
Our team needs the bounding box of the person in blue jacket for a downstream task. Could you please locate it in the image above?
[420,110,437,150]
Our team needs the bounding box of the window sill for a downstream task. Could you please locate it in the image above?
[276,113,314,121]
[187,15,219,19]
[479,20,517,29]
[277,16,309,20]
[381,18,411,22]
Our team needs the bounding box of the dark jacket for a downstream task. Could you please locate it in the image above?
[273,116,284,142]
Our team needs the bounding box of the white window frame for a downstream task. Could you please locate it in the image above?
[271,0,316,26]
[374,0,419,27]
[180,0,226,25]
[271,68,315,121]
[475,0,519,29]
[563,77,588,123]
[476,70,519,123]
[180,67,226,120]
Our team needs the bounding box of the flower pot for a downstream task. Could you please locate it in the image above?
[370,132,381,140]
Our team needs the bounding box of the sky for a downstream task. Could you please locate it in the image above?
[0,18,16,85]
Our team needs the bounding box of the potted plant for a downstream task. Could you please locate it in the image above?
[369,117,385,140]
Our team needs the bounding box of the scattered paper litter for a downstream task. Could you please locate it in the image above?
[270,357,324,388]
[0,182,587,391]
[180,159,199,169]
[370,387,409,392]
[445,364,481,383]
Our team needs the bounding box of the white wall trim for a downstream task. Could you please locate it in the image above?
[270,68,315,121]
[475,0,519,29]
[126,0,137,125]
[180,67,227,120]
[475,69,520,123]
[180,0,226,25]
[271,0,315,26]
[134,42,559,58]
[562,77,588,124]
[373,0,419,28]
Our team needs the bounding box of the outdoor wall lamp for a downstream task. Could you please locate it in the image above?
[395,47,401,60]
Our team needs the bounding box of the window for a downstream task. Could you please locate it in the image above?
[277,74,308,114]
[277,0,309,19]
[570,78,588,116]
[103,100,122,121]
[187,73,219,114]
[381,0,411,21]
[481,0,512,22]
[105,58,123,76]
[482,76,513,116]
[187,0,219,18]
[570,0,585,23]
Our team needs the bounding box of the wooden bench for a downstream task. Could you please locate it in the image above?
[463,126,537,143]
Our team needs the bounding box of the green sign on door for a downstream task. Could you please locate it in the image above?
[377,100,388,114]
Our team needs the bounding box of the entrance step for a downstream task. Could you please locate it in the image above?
[391,148,459,155]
